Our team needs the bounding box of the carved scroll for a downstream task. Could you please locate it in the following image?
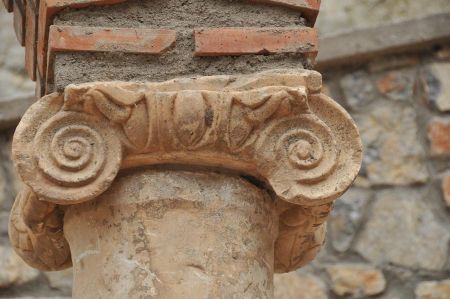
[9,69,362,273]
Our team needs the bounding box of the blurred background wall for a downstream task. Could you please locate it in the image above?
[0,0,450,298]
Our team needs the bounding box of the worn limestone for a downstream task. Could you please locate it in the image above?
[424,62,450,112]
[329,188,371,252]
[340,70,376,111]
[274,272,328,299]
[355,189,450,271]
[375,69,415,102]
[0,244,39,288]
[428,118,450,157]
[355,103,428,186]
[415,280,450,299]
[326,263,386,297]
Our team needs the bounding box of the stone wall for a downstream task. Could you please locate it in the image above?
[275,48,450,299]
[1,2,450,299]
[317,0,450,36]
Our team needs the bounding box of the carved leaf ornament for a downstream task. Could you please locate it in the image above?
[9,70,362,272]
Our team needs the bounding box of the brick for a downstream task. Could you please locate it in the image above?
[25,0,38,80]
[248,0,321,25]
[13,0,26,46]
[48,25,176,54]
[46,25,176,85]
[37,0,127,92]
[3,0,14,12]
[194,27,318,58]
[428,118,450,157]
[442,175,450,208]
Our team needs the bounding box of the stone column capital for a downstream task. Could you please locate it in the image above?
[9,69,362,273]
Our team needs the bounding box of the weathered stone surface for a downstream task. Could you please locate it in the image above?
[329,188,371,252]
[327,264,386,297]
[368,55,419,73]
[8,70,362,298]
[0,244,39,288]
[415,280,450,299]
[274,272,328,299]
[317,0,450,36]
[442,174,450,207]
[65,169,277,298]
[0,8,35,128]
[376,70,415,101]
[355,103,428,185]
[0,211,9,236]
[0,93,35,129]
[317,12,450,68]
[340,71,376,110]
[355,189,450,270]
[428,118,450,157]
[423,63,450,112]
[45,269,73,292]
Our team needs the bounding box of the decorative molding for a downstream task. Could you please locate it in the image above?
[9,70,362,273]
[12,70,361,205]
[9,186,72,271]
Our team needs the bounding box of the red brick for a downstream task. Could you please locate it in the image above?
[37,0,127,91]
[428,118,450,157]
[194,27,318,57]
[442,175,450,207]
[248,0,321,25]
[3,0,14,12]
[25,0,38,80]
[46,25,176,85]
[48,25,176,54]
[13,0,26,46]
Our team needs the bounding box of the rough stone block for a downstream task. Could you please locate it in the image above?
[329,188,371,252]
[0,244,39,288]
[340,70,376,111]
[415,280,450,299]
[428,118,450,157]
[194,27,318,58]
[424,63,450,112]
[326,264,386,297]
[376,69,415,101]
[355,104,428,185]
[355,189,450,271]
[274,272,327,299]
